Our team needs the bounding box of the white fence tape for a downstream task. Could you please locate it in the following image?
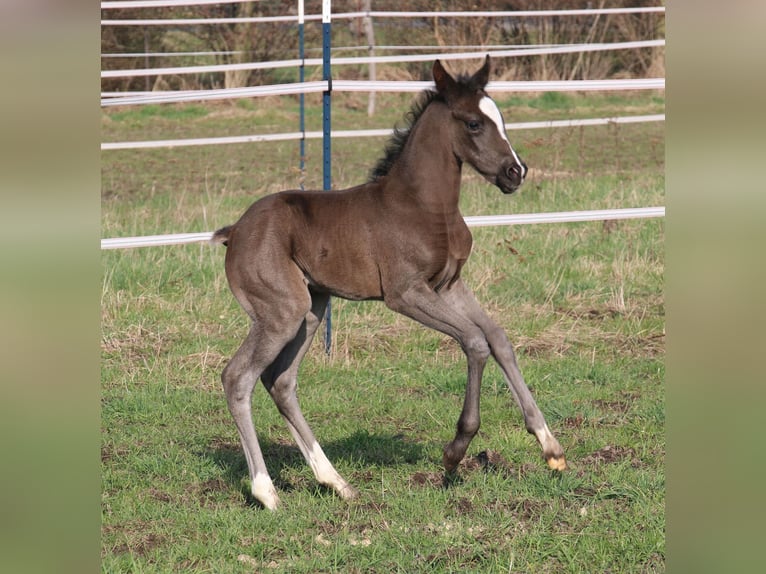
[101,6,665,24]
[101,0,261,9]
[102,232,215,250]
[101,207,665,250]
[102,114,664,151]
[464,207,665,228]
[101,40,664,79]
[102,51,244,58]
[102,78,664,107]
[340,8,665,18]
[101,44,586,59]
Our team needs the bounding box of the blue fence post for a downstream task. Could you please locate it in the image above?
[322,0,333,355]
[298,0,306,190]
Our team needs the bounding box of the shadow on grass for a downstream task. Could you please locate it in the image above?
[204,430,425,506]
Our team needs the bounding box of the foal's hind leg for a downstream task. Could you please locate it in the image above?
[221,293,312,510]
[222,326,281,510]
[443,280,566,470]
[261,292,358,501]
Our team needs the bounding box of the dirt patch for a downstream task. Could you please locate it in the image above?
[410,450,521,489]
[177,476,237,507]
[450,497,474,514]
[199,477,228,494]
[410,471,444,488]
[462,449,518,478]
[512,498,548,521]
[593,399,632,414]
[114,532,165,556]
[584,445,641,467]
[148,488,172,503]
[351,469,376,485]
[642,551,666,572]
[105,521,166,557]
[562,414,586,429]
[557,306,623,320]
[101,443,129,463]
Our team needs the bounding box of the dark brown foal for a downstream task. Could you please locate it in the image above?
[212,56,566,510]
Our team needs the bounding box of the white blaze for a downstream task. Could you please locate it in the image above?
[479,96,526,178]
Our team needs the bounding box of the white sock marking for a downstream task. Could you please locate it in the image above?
[309,442,342,485]
[534,423,557,451]
[307,442,356,498]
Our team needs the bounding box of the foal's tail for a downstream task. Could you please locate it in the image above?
[210,225,233,247]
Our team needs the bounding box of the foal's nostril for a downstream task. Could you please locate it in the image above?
[508,163,524,180]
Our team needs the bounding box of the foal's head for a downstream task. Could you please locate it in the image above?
[433,56,528,194]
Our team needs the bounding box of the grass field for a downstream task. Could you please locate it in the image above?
[101,90,665,572]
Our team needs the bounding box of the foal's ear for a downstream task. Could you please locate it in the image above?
[471,55,491,90]
[433,59,457,96]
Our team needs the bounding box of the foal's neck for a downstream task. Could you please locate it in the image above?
[390,101,462,212]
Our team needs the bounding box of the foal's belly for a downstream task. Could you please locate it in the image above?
[293,238,385,301]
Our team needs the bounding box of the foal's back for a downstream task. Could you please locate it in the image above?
[223,182,395,302]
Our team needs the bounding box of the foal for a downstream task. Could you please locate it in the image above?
[212,57,566,510]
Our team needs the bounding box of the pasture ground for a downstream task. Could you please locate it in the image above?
[102,90,664,572]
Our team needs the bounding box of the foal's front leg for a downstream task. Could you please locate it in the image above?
[443,280,567,470]
[385,283,491,473]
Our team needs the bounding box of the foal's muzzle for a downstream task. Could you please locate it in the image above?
[497,158,528,194]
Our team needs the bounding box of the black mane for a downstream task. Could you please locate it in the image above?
[368,89,443,182]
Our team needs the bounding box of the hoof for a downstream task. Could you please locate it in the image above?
[442,449,463,475]
[252,492,279,511]
[546,455,568,471]
[442,471,462,489]
[338,483,360,501]
[251,474,280,511]
[259,497,279,511]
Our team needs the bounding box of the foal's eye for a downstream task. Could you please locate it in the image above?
[466,120,481,132]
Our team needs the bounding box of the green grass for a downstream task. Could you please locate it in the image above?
[102,91,664,572]
[108,105,210,123]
